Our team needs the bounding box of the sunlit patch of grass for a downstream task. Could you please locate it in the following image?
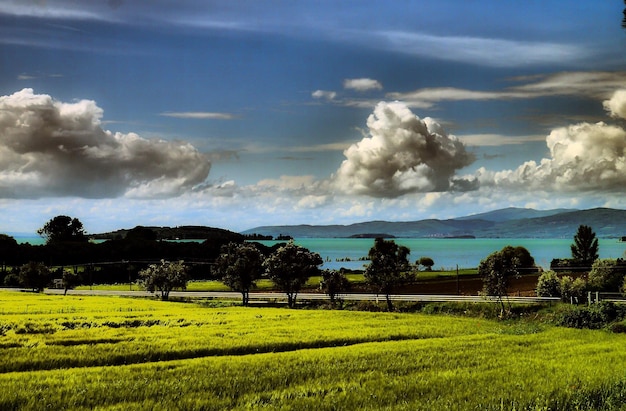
[2,291,626,410]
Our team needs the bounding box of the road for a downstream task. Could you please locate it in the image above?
[39,288,558,304]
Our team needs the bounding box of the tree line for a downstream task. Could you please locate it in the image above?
[3,216,623,312]
[0,215,259,289]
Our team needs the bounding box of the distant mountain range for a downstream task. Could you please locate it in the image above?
[242,207,626,239]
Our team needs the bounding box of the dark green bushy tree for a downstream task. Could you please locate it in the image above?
[479,245,535,315]
[559,275,586,303]
[319,269,351,306]
[214,242,264,306]
[418,257,435,271]
[38,215,87,244]
[19,261,51,292]
[263,242,322,308]
[364,238,413,311]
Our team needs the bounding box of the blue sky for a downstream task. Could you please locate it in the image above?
[1,0,626,234]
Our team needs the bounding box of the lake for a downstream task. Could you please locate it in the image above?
[255,238,626,270]
[14,235,625,270]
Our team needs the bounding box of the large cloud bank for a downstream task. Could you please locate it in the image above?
[332,101,475,197]
[0,89,211,199]
[478,89,626,193]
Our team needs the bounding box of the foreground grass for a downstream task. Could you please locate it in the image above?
[1,291,626,410]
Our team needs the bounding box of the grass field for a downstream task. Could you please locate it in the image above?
[1,291,626,410]
[74,269,477,292]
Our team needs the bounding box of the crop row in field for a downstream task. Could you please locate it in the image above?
[1,291,626,410]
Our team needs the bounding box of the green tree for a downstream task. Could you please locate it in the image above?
[125,226,157,242]
[364,238,413,311]
[263,242,322,308]
[214,242,264,306]
[37,215,87,244]
[319,269,351,306]
[536,271,561,298]
[139,260,188,300]
[560,276,586,303]
[418,256,435,271]
[588,259,625,292]
[479,245,535,315]
[19,261,50,292]
[61,270,80,296]
[570,225,599,269]
[0,234,19,276]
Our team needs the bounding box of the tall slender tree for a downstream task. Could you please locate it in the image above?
[570,225,599,269]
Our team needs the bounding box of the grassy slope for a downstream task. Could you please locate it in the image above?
[1,291,626,410]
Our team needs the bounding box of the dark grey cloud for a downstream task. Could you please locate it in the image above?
[0,89,211,199]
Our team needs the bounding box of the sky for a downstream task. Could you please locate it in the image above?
[1,0,626,235]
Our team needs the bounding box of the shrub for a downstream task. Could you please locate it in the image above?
[587,259,626,292]
[536,271,560,297]
[557,302,626,330]
[418,257,435,271]
[559,276,586,303]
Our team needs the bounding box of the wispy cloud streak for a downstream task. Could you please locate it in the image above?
[160,112,237,120]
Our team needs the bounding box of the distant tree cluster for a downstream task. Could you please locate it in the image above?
[214,237,415,310]
[0,215,245,290]
[538,225,626,303]
[6,216,621,312]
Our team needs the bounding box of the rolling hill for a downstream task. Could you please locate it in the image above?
[242,207,626,239]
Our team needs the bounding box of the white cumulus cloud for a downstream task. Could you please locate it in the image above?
[603,89,626,120]
[312,90,337,101]
[343,78,383,92]
[0,89,211,199]
[477,120,626,192]
[332,101,475,197]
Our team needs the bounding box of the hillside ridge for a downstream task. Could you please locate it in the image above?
[242,207,626,239]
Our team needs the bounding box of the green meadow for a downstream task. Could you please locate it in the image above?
[73,269,477,292]
[1,291,626,410]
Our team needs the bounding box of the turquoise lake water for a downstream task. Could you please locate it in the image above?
[14,236,626,270]
[256,238,626,270]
